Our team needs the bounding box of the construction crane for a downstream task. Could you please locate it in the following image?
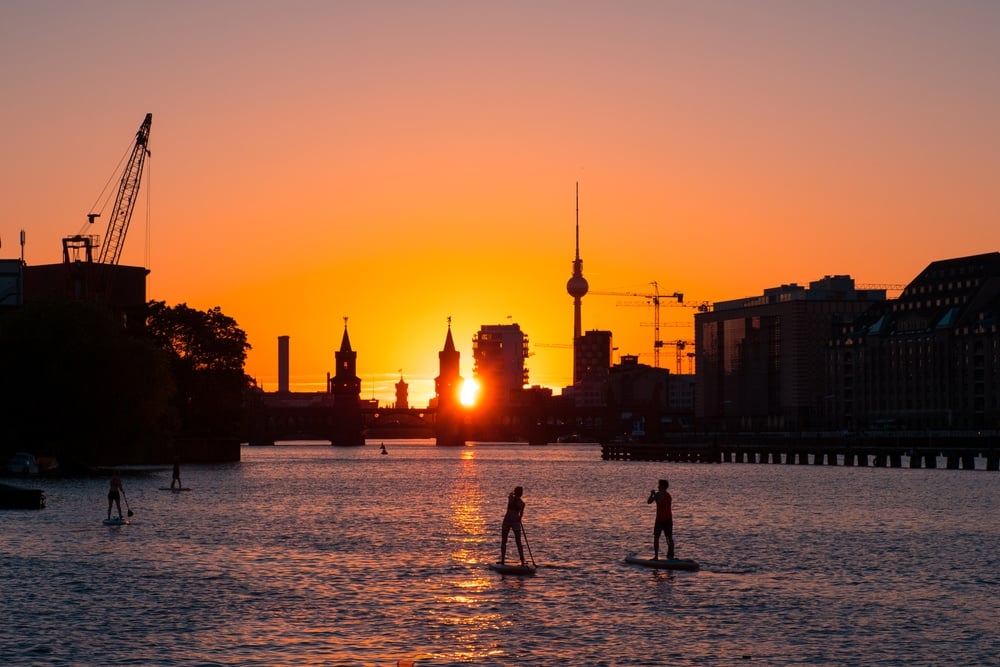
[63,113,152,265]
[591,282,683,368]
[660,340,695,374]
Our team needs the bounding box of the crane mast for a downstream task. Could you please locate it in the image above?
[63,113,152,265]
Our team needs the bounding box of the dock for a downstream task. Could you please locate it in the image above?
[601,433,1000,471]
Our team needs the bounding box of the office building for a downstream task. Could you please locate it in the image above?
[572,329,612,408]
[696,275,885,431]
[828,253,1000,431]
[473,323,529,409]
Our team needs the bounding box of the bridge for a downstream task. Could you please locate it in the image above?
[361,408,435,439]
[247,402,437,443]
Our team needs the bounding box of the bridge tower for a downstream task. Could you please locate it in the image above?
[435,318,465,446]
[395,373,409,410]
[329,318,364,446]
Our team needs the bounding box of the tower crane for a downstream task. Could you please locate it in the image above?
[63,113,152,265]
[591,282,683,368]
[660,340,695,374]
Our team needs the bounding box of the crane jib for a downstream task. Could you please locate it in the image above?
[97,113,152,266]
[62,113,152,266]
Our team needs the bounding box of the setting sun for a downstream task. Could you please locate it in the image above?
[459,378,480,407]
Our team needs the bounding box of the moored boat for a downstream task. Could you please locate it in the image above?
[4,452,39,475]
[0,482,45,510]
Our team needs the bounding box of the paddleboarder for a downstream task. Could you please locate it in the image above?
[107,472,124,520]
[647,479,675,560]
[500,486,526,566]
[171,459,182,489]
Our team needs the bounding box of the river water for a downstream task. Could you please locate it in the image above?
[1,442,997,666]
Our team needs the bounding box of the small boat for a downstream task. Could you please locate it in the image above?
[0,482,45,510]
[35,456,59,473]
[4,452,39,475]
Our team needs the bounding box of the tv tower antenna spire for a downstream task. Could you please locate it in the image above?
[565,182,589,384]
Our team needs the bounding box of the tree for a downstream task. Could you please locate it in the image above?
[144,301,252,439]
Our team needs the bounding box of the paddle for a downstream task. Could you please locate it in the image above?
[520,523,537,568]
[122,491,134,517]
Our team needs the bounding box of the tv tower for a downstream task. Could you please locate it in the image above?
[565,182,589,385]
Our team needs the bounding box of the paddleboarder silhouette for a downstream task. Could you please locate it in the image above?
[500,486,526,566]
[107,472,124,520]
[647,479,675,560]
[171,459,182,489]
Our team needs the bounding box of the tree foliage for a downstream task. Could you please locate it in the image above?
[144,301,252,438]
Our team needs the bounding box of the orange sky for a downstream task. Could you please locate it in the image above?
[4,1,1000,406]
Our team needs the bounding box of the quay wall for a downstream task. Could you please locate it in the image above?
[601,433,1000,471]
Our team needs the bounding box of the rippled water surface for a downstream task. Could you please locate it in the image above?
[1,442,998,666]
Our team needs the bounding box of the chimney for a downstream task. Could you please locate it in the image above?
[278,335,290,393]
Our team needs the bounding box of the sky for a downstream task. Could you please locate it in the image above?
[4,1,1000,407]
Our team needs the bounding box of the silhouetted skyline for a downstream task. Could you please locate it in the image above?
[4,2,999,406]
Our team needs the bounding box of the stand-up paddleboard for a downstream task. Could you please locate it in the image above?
[159,487,191,492]
[103,517,130,526]
[625,553,699,571]
[489,562,536,576]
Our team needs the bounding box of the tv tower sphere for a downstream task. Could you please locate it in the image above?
[567,271,589,298]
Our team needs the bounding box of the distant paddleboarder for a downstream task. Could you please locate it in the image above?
[500,486,526,566]
[171,459,182,489]
[107,472,124,520]
[379,442,388,455]
[647,479,675,560]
